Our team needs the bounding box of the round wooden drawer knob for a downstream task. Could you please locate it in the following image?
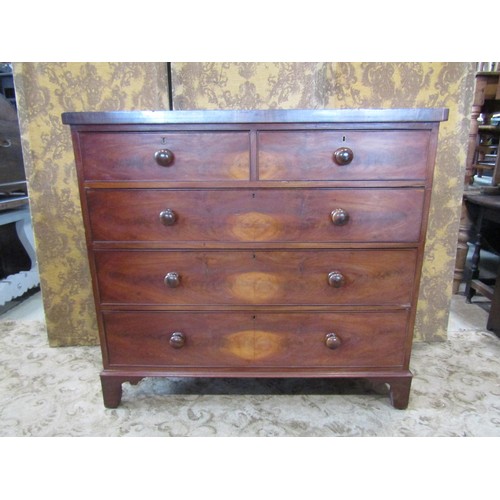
[328,271,345,288]
[333,147,353,166]
[155,148,174,166]
[331,208,350,226]
[159,208,177,226]
[169,331,185,348]
[325,332,342,349]
[164,272,181,288]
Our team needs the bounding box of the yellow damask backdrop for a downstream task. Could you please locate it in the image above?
[14,62,474,345]
[172,63,475,342]
[13,63,170,346]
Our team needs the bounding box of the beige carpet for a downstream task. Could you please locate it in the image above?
[1,302,499,436]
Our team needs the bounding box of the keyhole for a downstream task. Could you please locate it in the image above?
[161,137,167,144]
[252,193,256,198]
[342,135,346,142]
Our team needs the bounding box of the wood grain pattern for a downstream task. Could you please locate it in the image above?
[78,131,250,181]
[94,249,417,306]
[63,108,447,408]
[86,188,425,244]
[62,108,449,125]
[103,310,409,368]
[258,130,431,181]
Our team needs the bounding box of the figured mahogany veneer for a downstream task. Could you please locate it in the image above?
[258,130,431,181]
[103,310,409,368]
[62,109,448,409]
[78,131,250,181]
[87,188,425,244]
[94,249,417,306]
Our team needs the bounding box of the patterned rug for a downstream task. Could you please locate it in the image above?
[1,319,499,436]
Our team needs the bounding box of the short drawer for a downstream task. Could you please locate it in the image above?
[87,188,425,244]
[77,131,250,181]
[103,310,408,368]
[94,249,417,306]
[258,130,431,181]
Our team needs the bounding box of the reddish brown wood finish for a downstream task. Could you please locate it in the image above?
[103,310,409,368]
[78,131,250,181]
[63,109,448,409]
[86,188,425,244]
[258,130,431,181]
[94,249,417,306]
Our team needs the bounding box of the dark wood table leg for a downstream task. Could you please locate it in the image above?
[368,373,412,409]
[100,374,144,408]
[386,376,412,409]
[100,375,123,408]
[466,208,484,303]
[487,260,500,336]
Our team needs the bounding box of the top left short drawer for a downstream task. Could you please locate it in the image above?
[76,131,251,181]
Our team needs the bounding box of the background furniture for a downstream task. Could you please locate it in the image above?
[0,71,39,308]
[464,193,500,335]
[0,206,39,306]
[454,71,500,294]
[464,72,500,186]
[0,65,16,108]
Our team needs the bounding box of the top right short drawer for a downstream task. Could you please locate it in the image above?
[257,130,431,181]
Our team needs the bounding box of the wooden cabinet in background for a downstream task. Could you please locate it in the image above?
[454,72,500,294]
[465,72,500,186]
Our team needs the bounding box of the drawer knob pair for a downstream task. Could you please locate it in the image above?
[170,331,339,350]
[162,208,349,227]
[155,149,175,166]
[333,147,354,166]
[166,271,344,288]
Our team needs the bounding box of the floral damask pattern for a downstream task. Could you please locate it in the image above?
[172,62,330,109]
[172,62,476,342]
[1,317,499,436]
[14,63,170,346]
[13,62,474,345]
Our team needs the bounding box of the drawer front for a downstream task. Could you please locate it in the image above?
[78,131,250,181]
[87,188,425,244]
[103,310,408,368]
[95,249,417,306]
[258,130,430,181]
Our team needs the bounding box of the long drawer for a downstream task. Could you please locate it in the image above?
[94,249,417,306]
[103,310,409,368]
[78,131,250,181]
[87,188,425,244]
[258,130,431,181]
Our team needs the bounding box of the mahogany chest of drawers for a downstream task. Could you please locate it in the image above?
[62,108,448,409]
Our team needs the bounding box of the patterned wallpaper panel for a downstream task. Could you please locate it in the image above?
[13,62,474,345]
[173,62,475,342]
[14,63,170,346]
